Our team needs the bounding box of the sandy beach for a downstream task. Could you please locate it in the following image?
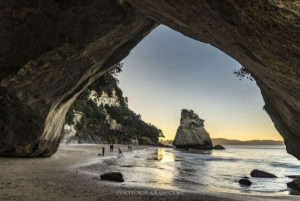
[0,144,298,201]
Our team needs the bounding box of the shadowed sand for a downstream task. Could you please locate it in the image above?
[0,144,298,201]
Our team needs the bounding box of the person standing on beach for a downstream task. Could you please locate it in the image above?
[118,147,123,157]
[102,147,105,156]
[110,144,114,152]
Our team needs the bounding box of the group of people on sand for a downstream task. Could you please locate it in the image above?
[100,144,133,157]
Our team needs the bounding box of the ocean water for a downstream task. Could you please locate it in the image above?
[91,146,300,195]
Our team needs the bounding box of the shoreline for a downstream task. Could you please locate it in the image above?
[0,144,299,201]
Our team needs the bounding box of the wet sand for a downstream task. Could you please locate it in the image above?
[0,144,298,201]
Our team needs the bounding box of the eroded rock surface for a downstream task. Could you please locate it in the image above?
[0,0,300,158]
[173,109,213,149]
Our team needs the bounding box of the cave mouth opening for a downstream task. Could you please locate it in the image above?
[114,25,283,144]
[60,24,300,194]
[61,24,287,158]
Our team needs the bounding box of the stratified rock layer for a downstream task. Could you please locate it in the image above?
[173,109,213,149]
[0,0,300,158]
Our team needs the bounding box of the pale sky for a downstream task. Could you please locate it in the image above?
[118,25,282,141]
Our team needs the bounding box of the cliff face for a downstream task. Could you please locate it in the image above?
[0,0,300,158]
[61,88,121,144]
[62,71,162,145]
[173,109,213,149]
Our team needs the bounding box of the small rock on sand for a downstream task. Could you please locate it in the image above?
[100,172,124,182]
[239,178,252,186]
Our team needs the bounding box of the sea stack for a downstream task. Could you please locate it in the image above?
[173,109,213,149]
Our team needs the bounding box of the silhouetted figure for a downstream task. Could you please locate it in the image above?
[118,147,123,157]
[110,144,114,152]
[128,145,132,151]
[102,147,105,156]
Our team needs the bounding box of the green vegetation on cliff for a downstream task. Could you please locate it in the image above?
[64,64,164,145]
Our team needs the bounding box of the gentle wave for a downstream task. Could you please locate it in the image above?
[170,149,240,162]
[269,161,300,169]
[84,146,300,195]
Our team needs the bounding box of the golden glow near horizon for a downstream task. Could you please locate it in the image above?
[134,108,282,141]
[122,95,282,141]
[118,25,283,142]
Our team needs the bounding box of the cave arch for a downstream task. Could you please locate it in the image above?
[119,24,282,143]
[0,0,299,158]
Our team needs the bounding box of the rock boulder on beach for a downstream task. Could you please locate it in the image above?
[214,145,225,150]
[250,169,277,178]
[173,109,213,149]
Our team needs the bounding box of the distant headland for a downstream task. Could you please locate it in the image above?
[161,138,284,146]
[212,138,284,145]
